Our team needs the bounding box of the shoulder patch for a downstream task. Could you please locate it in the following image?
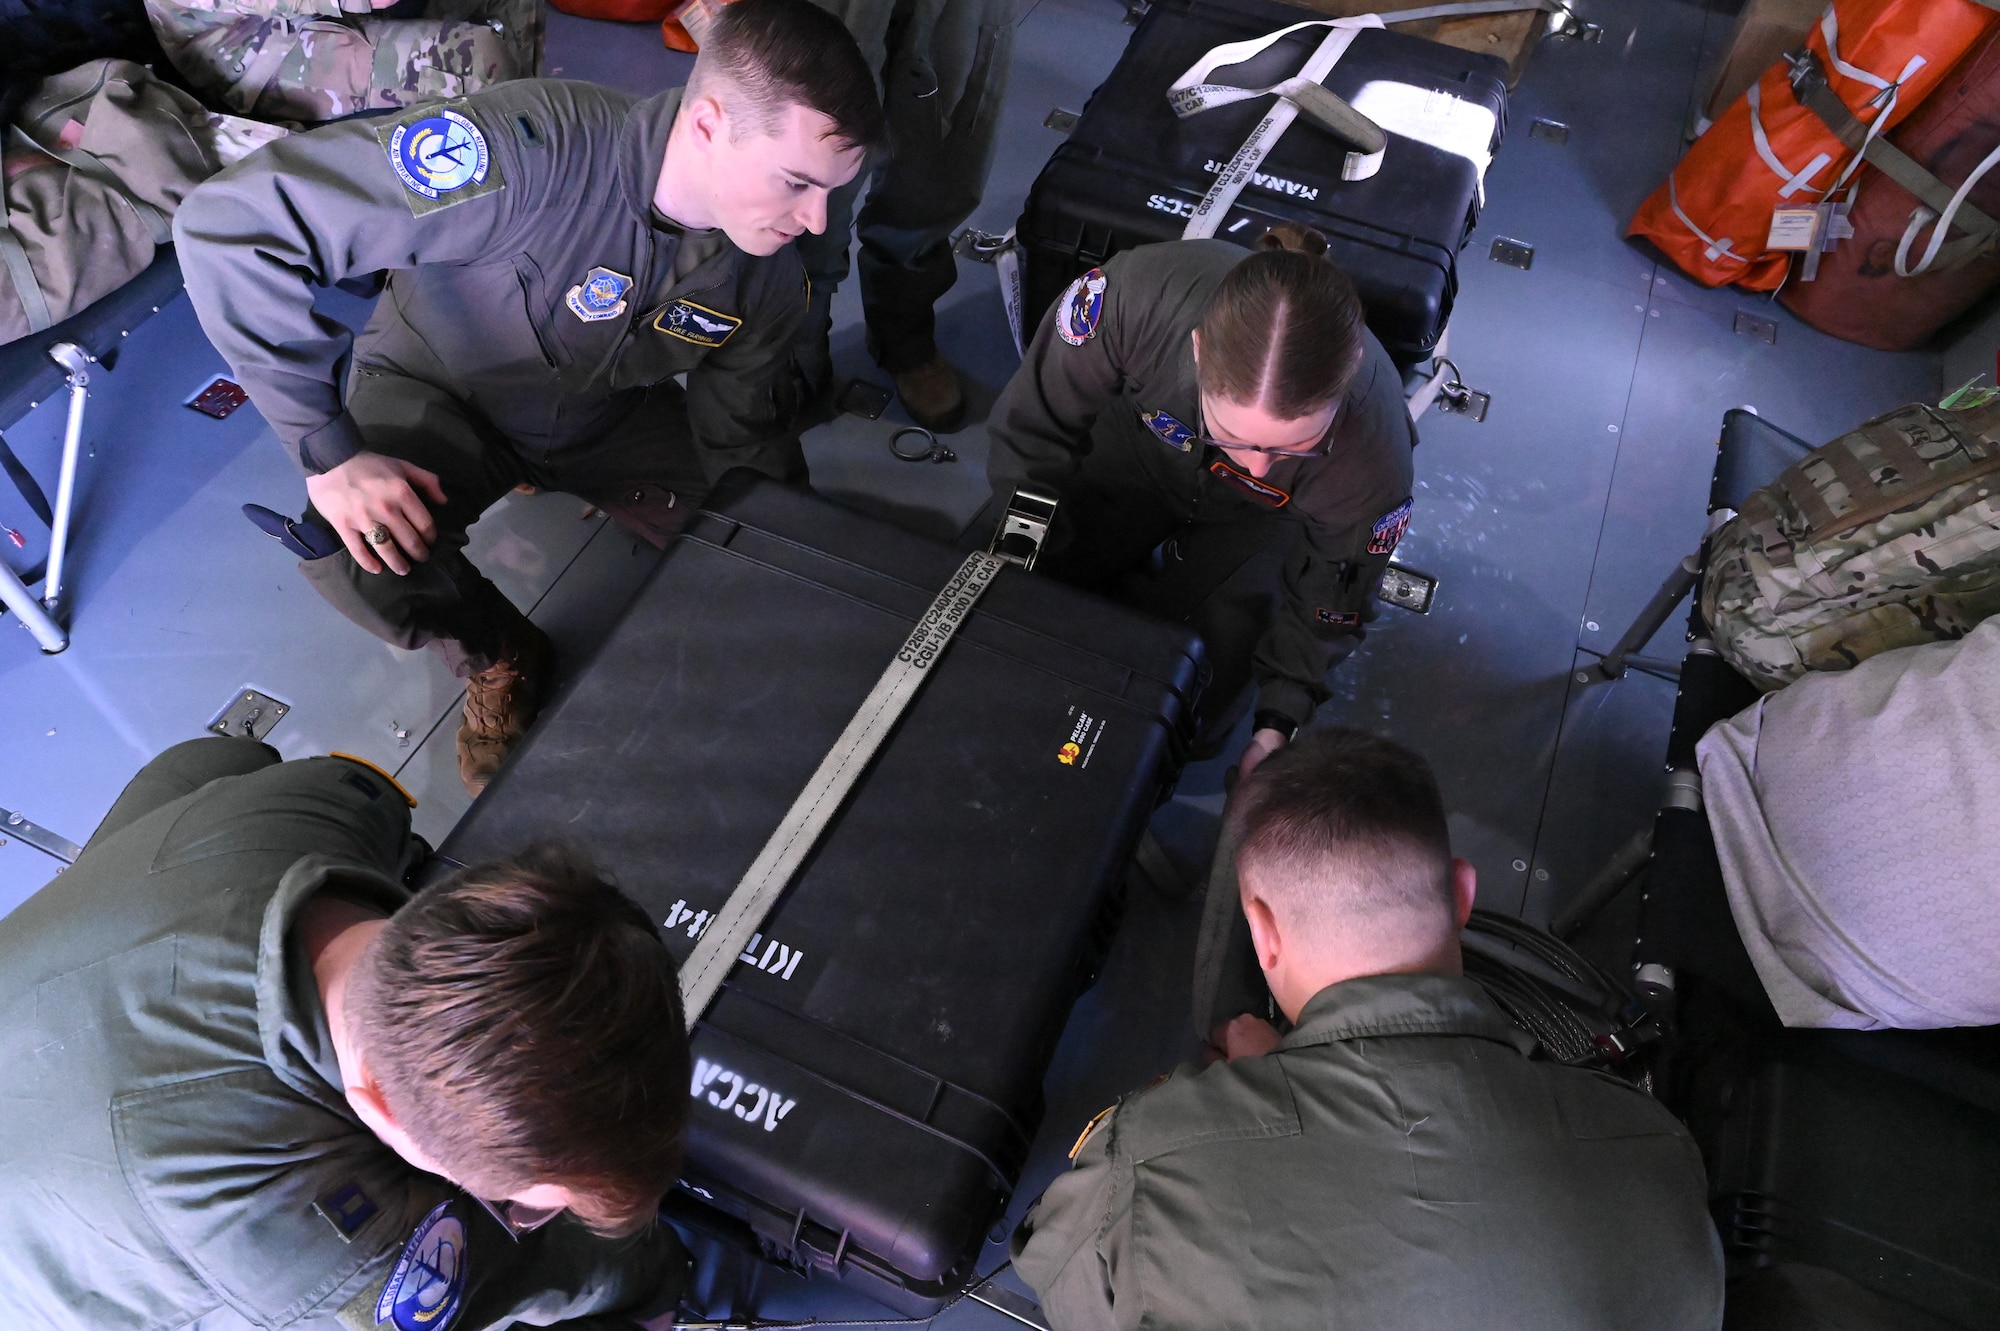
[654,298,741,347]
[375,1201,467,1331]
[1141,408,1196,452]
[1368,498,1413,555]
[376,105,504,218]
[1056,268,1107,346]
[565,267,632,323]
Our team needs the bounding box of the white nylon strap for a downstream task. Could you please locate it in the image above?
[1819,7,1900,92]
[1746,81,1830,198]
[678,551,1008,1027]
[1172,16,1383,240]
[1667,168,1745,266]
[1814,8,1929,194]
[1894,140,2000,277]
[994,226,1025,357]
[1826,54,1924,194]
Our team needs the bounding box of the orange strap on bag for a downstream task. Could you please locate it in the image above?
[1628,0,1999,291]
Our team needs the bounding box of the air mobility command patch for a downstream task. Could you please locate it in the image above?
[1056,268,1107,346]
[376,105,504,218]
[654,298,741,347]
[373,1202,467,1330]
[1141,409,1196,452]
[565,267,633,323]
[1368,498,1413,555]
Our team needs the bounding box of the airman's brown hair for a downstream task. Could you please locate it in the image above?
[685,0,885,150]
[1196,223,1368,420]
[1230,728,1454,944]
[349,843,689,1237]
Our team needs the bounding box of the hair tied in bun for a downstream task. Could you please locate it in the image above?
[1255,222,1330,258]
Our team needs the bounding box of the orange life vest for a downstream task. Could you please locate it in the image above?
[1628,0,1998,290]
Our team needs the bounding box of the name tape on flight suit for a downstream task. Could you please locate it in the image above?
[677,551,1008,1026]
[1208,456,1291,508]
[377,106,504,218]
[654,298,741,347]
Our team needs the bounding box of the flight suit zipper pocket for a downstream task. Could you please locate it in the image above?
[514,258,559,370]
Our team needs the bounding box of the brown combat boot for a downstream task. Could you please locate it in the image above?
[456,622,557,797]
[892,352,965,434]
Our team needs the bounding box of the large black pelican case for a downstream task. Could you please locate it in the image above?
[1018,0,1510,365]
[432,477,1203,1314]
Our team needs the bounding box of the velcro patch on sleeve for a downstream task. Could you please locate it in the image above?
[1368,497,1413,555]
[1056,268,1107,346]
[376,105,505,218]
[365,1201,468,1331]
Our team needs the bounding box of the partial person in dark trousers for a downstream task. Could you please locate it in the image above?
[789,0,1015,431]
[0,737,692,1331]
[986,226,1417,781]
[1014,729,1726,1331]
[175,0,884,795]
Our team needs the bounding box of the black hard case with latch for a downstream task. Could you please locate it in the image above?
[431,477,1203,1314]
[1018,0,1509,365]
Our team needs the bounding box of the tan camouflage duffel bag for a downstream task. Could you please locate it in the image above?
[1703,397,2000,692]
[1,59,284,345]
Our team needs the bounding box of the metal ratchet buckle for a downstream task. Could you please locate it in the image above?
[990,485,1060,572]
[889,426,957,464]
[951,228,1014,264]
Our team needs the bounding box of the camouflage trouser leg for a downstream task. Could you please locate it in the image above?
[423,0,543,81]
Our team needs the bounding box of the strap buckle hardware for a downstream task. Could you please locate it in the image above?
[990,486,1060,572]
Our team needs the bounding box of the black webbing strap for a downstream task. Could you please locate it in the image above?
[1788,49,2000,270]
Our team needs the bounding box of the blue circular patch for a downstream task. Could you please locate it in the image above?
[387,110,489,201]
[375,1202,467,1330]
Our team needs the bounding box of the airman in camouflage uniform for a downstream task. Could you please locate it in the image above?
[144,0,541,125]
[1703,397,2000,690]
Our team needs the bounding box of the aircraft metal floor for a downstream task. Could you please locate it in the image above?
[0,0,1949,1322]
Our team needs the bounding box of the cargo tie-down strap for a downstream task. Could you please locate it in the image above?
[1170,0,1567,241]
[678,551,1008,1026]
[1786,49,2000,278]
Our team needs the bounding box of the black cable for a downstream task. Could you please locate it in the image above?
[1463,912,1647,1069]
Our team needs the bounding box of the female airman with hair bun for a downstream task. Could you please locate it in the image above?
[987,226,1419,780]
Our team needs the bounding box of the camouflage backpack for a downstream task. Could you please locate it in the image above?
[1703,398,2000,691]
